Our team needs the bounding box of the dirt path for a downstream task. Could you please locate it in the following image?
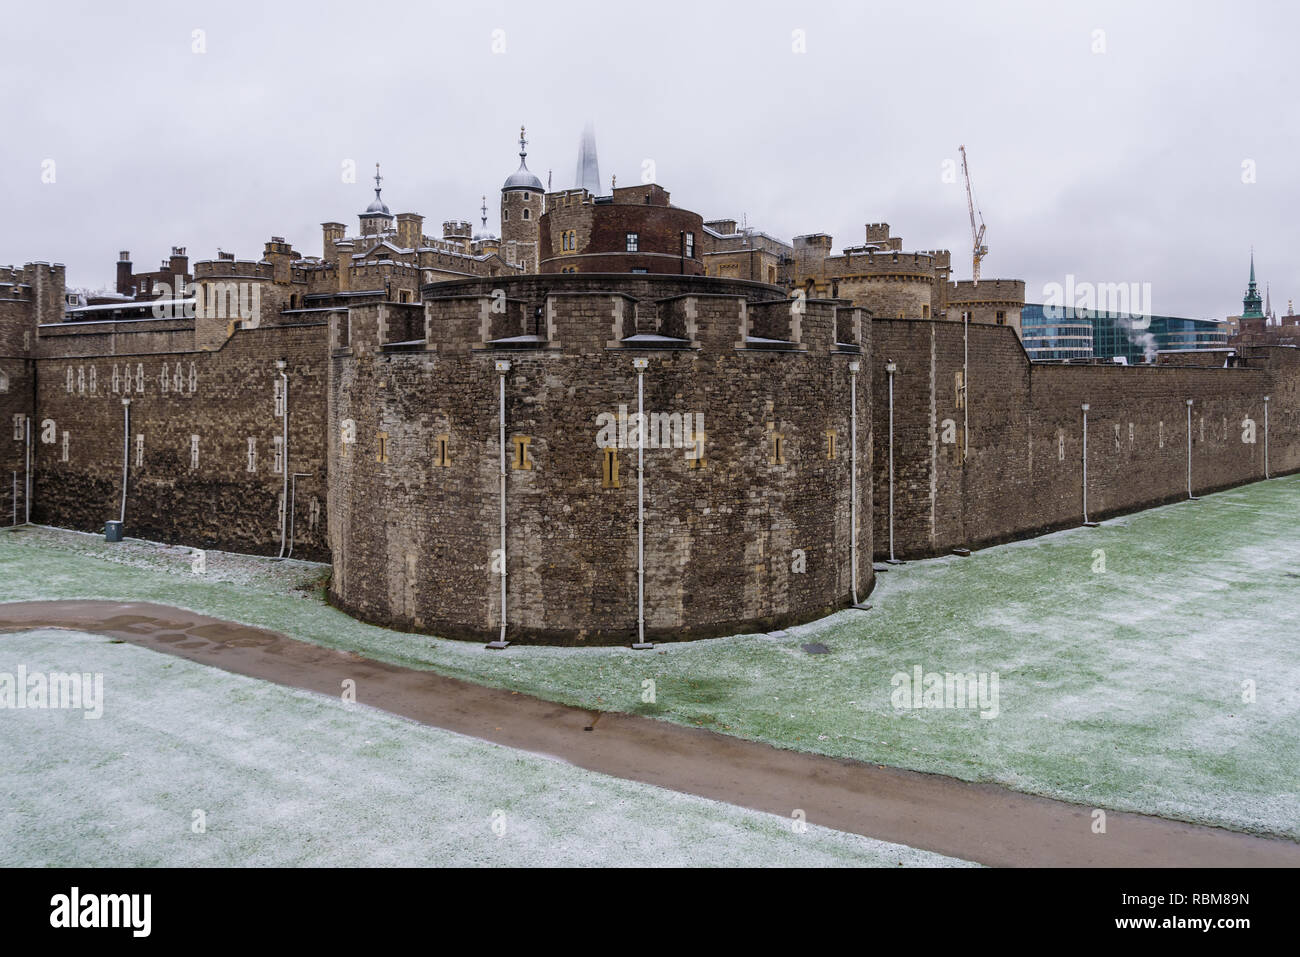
[2,599,1296,867]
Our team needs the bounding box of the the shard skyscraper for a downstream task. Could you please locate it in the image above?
[574,122,603,195]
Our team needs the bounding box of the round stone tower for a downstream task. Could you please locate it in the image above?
[500,126,544,271]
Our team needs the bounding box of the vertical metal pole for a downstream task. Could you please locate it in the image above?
[632,357,651,648]
[1264,396,1270,479]
[494,365,508,646]
[963,312,969,462]
[24,416,31,525]
[637,369,645,643]
[120,398,130,524]
[849,361,860,603]
[888,369,896,563]
[10,471,15,527]
[1081,403,1090,524]
[277,363,289,558]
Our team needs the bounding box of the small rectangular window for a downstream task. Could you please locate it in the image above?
[626,232,639,253]
[435,434,451,468]
[190,435,200,470]
[601,447,619,488]
[61,431,69,463]
[377,431,389,464]
[273,435,284,473]
[274,379,285,417]
[511,435,533,470]
[247,437,257,473]
[684,232,694,258]
[825,429,837,460]
[135,433,144,467]
[13,414,25,441]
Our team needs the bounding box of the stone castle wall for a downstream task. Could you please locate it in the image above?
[6,261,1300,644]
[328,275,873,643]
[870,319,1297,558]
[27,318,330,560]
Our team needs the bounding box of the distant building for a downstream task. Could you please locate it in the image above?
[538,183,704,275]
[1020,306,1093,360]
[700,220,791,285]
[1021,304,1228,363]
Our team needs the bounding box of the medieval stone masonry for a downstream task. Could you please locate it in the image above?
[4,136,1296,644]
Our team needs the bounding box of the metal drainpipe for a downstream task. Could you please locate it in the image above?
[1081,403,1090,524]
[1186,398,1194,499]
[488,360,511,649]
[120,398,130,524]
[1263,396,1270,478]
[886,359,899,563]
[963,311,969,461]
[276,361,289,558]
[632,357,652,649]
[849,360,860,604]
[24,415,31,524]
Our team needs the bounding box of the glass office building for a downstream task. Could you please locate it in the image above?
[1021,304,1228,363]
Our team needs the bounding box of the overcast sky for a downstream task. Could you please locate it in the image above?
[1,0,1294,318]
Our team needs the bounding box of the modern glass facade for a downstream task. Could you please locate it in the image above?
[1020,304,1093,360]
[1021,304,1228,363]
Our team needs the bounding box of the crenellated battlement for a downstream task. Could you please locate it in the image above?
[193,259,276,281]
[947,278,1026,304]
[832,248,938,278]
[359,274,855,358]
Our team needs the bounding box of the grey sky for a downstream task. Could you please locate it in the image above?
[1,0,1294,318]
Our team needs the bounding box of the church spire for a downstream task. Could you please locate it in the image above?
[1241,249,1264,319]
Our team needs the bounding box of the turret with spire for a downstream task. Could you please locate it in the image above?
[360,162,394,236]
[500,125,543,271]
[1241,250,1265,320]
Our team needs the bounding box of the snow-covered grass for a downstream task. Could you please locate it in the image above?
[0,628,970,867]
[3,476,1299,840]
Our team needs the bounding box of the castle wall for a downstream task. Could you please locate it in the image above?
[328,276,872,644]
[0,264,61,525]
[871,319,1297,558]
[0,354,33,525]
[8,253,1300,645]
[29,322,331,560]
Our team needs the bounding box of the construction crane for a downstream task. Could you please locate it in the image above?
[959,145,988,285]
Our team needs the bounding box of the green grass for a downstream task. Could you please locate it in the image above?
[0,628,971,867]
[3,474,1299,840]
